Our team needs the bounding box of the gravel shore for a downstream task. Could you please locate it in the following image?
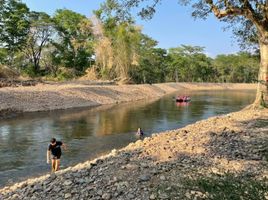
[0,106,267,200]
[0,82,257,117]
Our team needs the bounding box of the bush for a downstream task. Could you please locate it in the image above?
[55,67,76,81]
[0,65,19,78]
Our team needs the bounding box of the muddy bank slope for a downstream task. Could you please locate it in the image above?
[0,82,257,115]
[1,107,267,199]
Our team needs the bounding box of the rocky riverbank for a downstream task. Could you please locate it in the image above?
[0,82,257,117]
[1,107,267,200]
[0,79,40,88]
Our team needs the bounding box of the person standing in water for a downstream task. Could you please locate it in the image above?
[136,128,144,137]
[47,138,66,172]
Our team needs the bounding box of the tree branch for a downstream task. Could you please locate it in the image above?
[206,0,265,33]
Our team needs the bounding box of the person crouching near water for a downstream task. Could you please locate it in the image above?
[47,138,66,172]
[136,128,144,137]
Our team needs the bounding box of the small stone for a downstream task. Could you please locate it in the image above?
[150,194,156,199]
[64,193,72,199]
[102,193,111,200]
[185,192,192,199]
[54,187,62,193]
[140,163,149,168]
[139,174,151,182]
[64,180,72,186]
[160,175,166,181]
[50,173,57,180]
[159,192,169,199]
[97,190,103,196]
[127,193,135,199]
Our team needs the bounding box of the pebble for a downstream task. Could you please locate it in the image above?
[160,175,166,181]
[139,174,151,182]
[64,193,72,199]
[102,193,111,200]
[149,194,156,199]
[63,180,72,186]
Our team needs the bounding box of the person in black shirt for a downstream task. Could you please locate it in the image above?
[47,138,66,172]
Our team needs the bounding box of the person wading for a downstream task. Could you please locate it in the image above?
[47,138,66,172]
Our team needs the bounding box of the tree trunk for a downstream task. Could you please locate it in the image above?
[175,69,178,82]
[254,42,268,107]
[33,57,40,75]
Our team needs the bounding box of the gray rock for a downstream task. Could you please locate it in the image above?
[64,193,72,199]
[149,194,156,199]
[139,174,151,182]
[64,180,72,186]
[159,192,169,199]
[102,193,111,200]
[54,187,62,193]
[50,173,57,179]
[160,175,166,181]
[97,190,103,196]
[127,193,135,199]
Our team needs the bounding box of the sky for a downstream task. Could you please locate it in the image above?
[22,0,241,57]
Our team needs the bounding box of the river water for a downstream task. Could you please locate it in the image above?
[0,90,255,187]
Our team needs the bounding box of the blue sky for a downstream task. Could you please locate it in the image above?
[22,0,240,57]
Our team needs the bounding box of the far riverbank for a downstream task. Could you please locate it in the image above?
[0,82,257,118]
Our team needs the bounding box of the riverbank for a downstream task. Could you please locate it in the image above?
[0,82,257,118]
[1,107,267,199]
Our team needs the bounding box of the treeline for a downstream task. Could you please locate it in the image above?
[0,0,260,83]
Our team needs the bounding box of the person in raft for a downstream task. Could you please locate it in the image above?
[136,128,144,137]
[47,138,66,172]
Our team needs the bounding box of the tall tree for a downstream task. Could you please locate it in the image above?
[94,5,142,82]
[0,0,30,67]
[102,0,268,107]
[168,45,213,82]
[52,9,94,72]
[131,34,168,83]
[213,53,259,83]
[23,11,54,74]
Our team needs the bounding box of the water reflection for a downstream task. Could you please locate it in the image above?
[0,90,255,187]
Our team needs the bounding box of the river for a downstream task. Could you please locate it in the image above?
[0,90,255,187]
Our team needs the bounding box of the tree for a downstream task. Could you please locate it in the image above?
[52,9,94,73]
[113,23,141,81]
[23,12,54,74]
[213,53,259,83]
[102,0,268,107]
[131,34,168,83]
[93,6,143,82]
[0,0,30,67]
[168,45,213,82]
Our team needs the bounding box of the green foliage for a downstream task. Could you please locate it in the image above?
[213,52,259,83]
[94,8,143,81]
[0,0,30,66]
[21,64,36,78]
[0,48,8,64]
[52,9,94,71]
[185,173,268,200]
[0,0,261,84]
[24,11,54,75]
[167,45,213,82]
[56,67,76,81]
[131,34,169,83]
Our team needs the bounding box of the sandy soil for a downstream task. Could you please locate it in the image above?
[0,82,257,116]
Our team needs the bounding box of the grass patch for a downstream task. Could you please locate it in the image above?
[254,119,268,128]
[185,173,268,200]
